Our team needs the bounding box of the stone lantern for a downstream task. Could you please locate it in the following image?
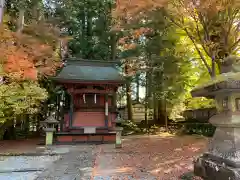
[41,115,59,146]
[192,56,240,179]
[115,127,123,148]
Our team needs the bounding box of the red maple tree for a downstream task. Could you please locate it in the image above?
[0,23,63,81]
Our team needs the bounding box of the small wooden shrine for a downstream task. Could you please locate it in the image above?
[53,59,124,143]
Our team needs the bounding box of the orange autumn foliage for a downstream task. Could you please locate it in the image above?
[113,0,166,27]
[0,24,63,81]
[4,51,38,81]
[113,0,157,51]
[113,0,234,23]
[118,28,153,51]
[114,0,239,51]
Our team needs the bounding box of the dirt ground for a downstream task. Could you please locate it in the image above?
[0,138,43,155]
[93,134,207,180]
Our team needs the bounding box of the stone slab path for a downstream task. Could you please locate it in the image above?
[0,145,97,180]
[0,156,60,173]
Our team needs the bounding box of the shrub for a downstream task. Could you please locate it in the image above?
[181,123,216,137]
[119,120,141,134]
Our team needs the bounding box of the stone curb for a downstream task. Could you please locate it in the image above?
[0,168,45,173]
[0,153,61,156]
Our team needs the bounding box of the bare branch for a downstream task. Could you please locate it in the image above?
[184,28,212,76]
[167,12,212,75]
[198,12,210,42]
[189,10,211,58]
[230,38,240,52]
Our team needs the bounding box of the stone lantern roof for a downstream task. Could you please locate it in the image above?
[42,115,59,124]
[191,56,240,98]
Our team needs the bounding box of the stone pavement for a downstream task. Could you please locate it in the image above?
[35,145,98,180]
[0,145,98,180]
[0,155,60,180]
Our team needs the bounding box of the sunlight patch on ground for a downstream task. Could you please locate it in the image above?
[149,167,163,174]
[155,158,184,167]
[95,167,133,175]
[188,147,201,152]
[174,148,183,152]
[157,132,175,137]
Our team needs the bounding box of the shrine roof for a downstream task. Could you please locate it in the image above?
[53,59,124,83]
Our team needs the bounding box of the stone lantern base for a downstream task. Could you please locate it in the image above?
[43,128,56,146]
[194,153,240,180]
[114,127,123,149]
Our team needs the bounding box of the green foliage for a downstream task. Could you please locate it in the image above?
[142,9,199,114]
[0,81,48,123]
[120,120,141,133]
[185,97,215,110]
[166,0,240,77]
[181,123,216,137]
[118,7,209,121]
[169,102,186,120]
[51,0,115,59]
[5,0,46,30]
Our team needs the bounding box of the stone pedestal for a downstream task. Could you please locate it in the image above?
[115,127,123,148]
[44,128,55,145]
[194,112,240,180]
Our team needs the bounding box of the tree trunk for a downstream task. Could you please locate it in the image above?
[126,78,133,121]
[153,93,158,122]
[157,100,165,125]
[86,8,92,59]
[145,71,149,127]
[17,9,25,33]
[24,114,30,134]
[211,56,216,78]
[144,101,149,133]
[3,119,16,140]
[136,72,140,102]
[0,0,5,25]
[164,97,168,130]
[110,33,117,61]
[55,94,60,121]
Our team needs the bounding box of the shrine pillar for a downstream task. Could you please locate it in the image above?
[69,93,74,128]
[105,94,108,127]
